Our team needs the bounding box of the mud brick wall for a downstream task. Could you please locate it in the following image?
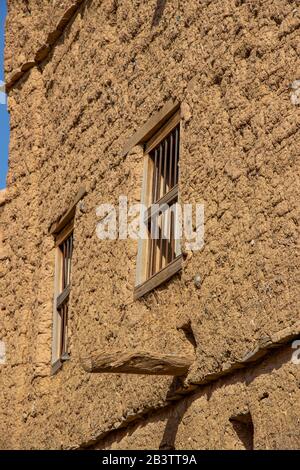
[0,0,299,449]
[93,346,300,450]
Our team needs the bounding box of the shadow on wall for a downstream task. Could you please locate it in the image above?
[159,378,190,449]
[151,0,167,27]
[229,412,254,450]
[91,343,294,450]
[160,384,255,450]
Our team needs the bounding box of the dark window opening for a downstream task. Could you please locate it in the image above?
[56,232,73,359]
[229,412,254,450]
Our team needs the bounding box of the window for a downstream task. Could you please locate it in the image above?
[134,109,182,299]
[50,187,86,374]
[52,219,74,372]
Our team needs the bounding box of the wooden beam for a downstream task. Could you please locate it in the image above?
[49,186,86,235]
[134,255,182,300]
[121,99,180,157]
[81,350,194,376]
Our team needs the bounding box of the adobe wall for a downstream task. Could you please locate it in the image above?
[0,189,7,260]
[1,0,299,449]
[93,345,300,450]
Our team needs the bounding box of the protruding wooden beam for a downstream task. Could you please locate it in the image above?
[81,350,195,376]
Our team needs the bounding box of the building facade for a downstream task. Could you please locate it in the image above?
[0,0,300,449]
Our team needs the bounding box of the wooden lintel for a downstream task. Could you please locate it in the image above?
[81,350,195,376]
[121,99,180,157]
[49,186,87,235]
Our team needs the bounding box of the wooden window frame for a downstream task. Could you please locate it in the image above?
[134,109,182,300]
[51,221,73,374]
[50,187,86,375]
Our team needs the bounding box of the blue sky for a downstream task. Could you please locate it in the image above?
[0,0,8,189]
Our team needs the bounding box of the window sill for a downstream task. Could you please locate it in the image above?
[134,255,182,300]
